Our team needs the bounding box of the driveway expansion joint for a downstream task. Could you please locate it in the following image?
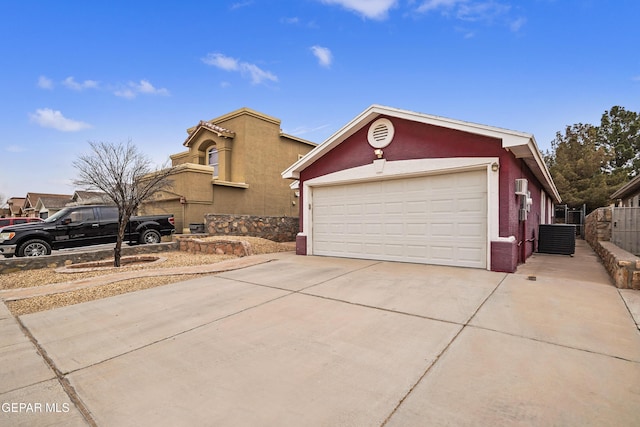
[13,313,97,427]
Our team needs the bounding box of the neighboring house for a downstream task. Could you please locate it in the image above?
[283,105,561,273]
[69,191,113,206]
[22,193,72,218]
[6,197,26,216]
[34,196,73,219]
[139,107,317,233]
[611,173,640,207]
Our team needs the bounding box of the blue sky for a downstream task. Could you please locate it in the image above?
[1,0,639,201]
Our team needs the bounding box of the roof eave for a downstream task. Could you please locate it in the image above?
[611,174,640,199]
[284,105,562,204]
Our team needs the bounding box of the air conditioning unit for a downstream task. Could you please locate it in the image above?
[515,179,528,196]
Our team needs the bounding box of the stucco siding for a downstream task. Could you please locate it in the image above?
[296,114,551,270]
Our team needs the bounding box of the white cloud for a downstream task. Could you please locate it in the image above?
[202,53,240,71]
[202,53,278,85]
[114,88,136,99]
[240,63,278,84]
[416,0,465,13]
[114,80,170,99]
[311,45,333,68]
[320,0,398,20]
[632,76,640,82]
[416,0,520,31]
[29,108,92,132]
[456,1,510,22]
[37,75,53,89]
[62,76,99,91]
[132,80,169,95]
[231,1,253,9]
[285,123,331,136]
[510,16,526,32]
[5,145,26,153]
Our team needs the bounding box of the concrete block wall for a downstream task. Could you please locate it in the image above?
[0,242,178,275]
[585,207,640,290]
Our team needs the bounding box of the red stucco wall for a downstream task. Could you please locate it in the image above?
[298,116,548,270]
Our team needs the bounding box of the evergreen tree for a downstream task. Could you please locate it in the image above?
[598,106,640,178]
[545,106,640,213]
[546,123,612,212]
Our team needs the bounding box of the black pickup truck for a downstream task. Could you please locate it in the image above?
[0,205,175,257]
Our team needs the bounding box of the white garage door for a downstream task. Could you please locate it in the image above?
[312,169,487,268]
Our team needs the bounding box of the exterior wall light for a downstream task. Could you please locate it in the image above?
[374,148,384,159]
[491,162,499,172]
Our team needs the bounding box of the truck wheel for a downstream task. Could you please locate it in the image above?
[18,239,51,257]
[140,229,161,244]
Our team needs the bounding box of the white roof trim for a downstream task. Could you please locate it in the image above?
[282,104,561,203]
[611,173,640,199]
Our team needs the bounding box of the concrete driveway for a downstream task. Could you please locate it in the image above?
[2,241,640,426]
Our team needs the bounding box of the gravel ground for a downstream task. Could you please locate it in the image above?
[2,237,294,316]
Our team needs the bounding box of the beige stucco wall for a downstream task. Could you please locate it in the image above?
[141,108,315,233]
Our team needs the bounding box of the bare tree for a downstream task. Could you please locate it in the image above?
[73,140,175,267]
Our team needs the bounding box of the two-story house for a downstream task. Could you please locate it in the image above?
[140,108,317,233]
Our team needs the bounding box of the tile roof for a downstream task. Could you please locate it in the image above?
[183,120,235,146]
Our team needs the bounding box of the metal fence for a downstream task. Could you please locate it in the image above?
[612,207,640,256]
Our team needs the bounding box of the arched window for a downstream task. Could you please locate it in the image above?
[207,146,219,177]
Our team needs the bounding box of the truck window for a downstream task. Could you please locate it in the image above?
[100,207,119,220]
[69,208,96,223]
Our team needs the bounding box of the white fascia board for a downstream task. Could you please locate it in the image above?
[283,104,561,203]
[611,173,640,199]
[283,104,532,180]
[282,106,379,180]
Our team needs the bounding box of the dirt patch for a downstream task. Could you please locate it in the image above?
[56,256,166,273]
[1,237,294,316]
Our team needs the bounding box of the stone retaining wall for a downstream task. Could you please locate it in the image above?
[204,214,298,242]
[174,236,252,257]
[585,207,640,289]
[0,242,178,275]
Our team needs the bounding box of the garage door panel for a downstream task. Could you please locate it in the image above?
[459,197,485,213]
[346,223,362,234]
[385,223,404,236]
[312,170,487,268]
[406,201,428,213]
[458,222,484,237]
[459,247,484,262]
[406,223,427,236]
[431,245,454,262]
[431,222,455,237]
[346,204,362,215]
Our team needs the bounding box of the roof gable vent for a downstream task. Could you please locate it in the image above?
[367,118,395,149]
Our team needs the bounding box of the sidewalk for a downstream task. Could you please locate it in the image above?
[517,239,640,330]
